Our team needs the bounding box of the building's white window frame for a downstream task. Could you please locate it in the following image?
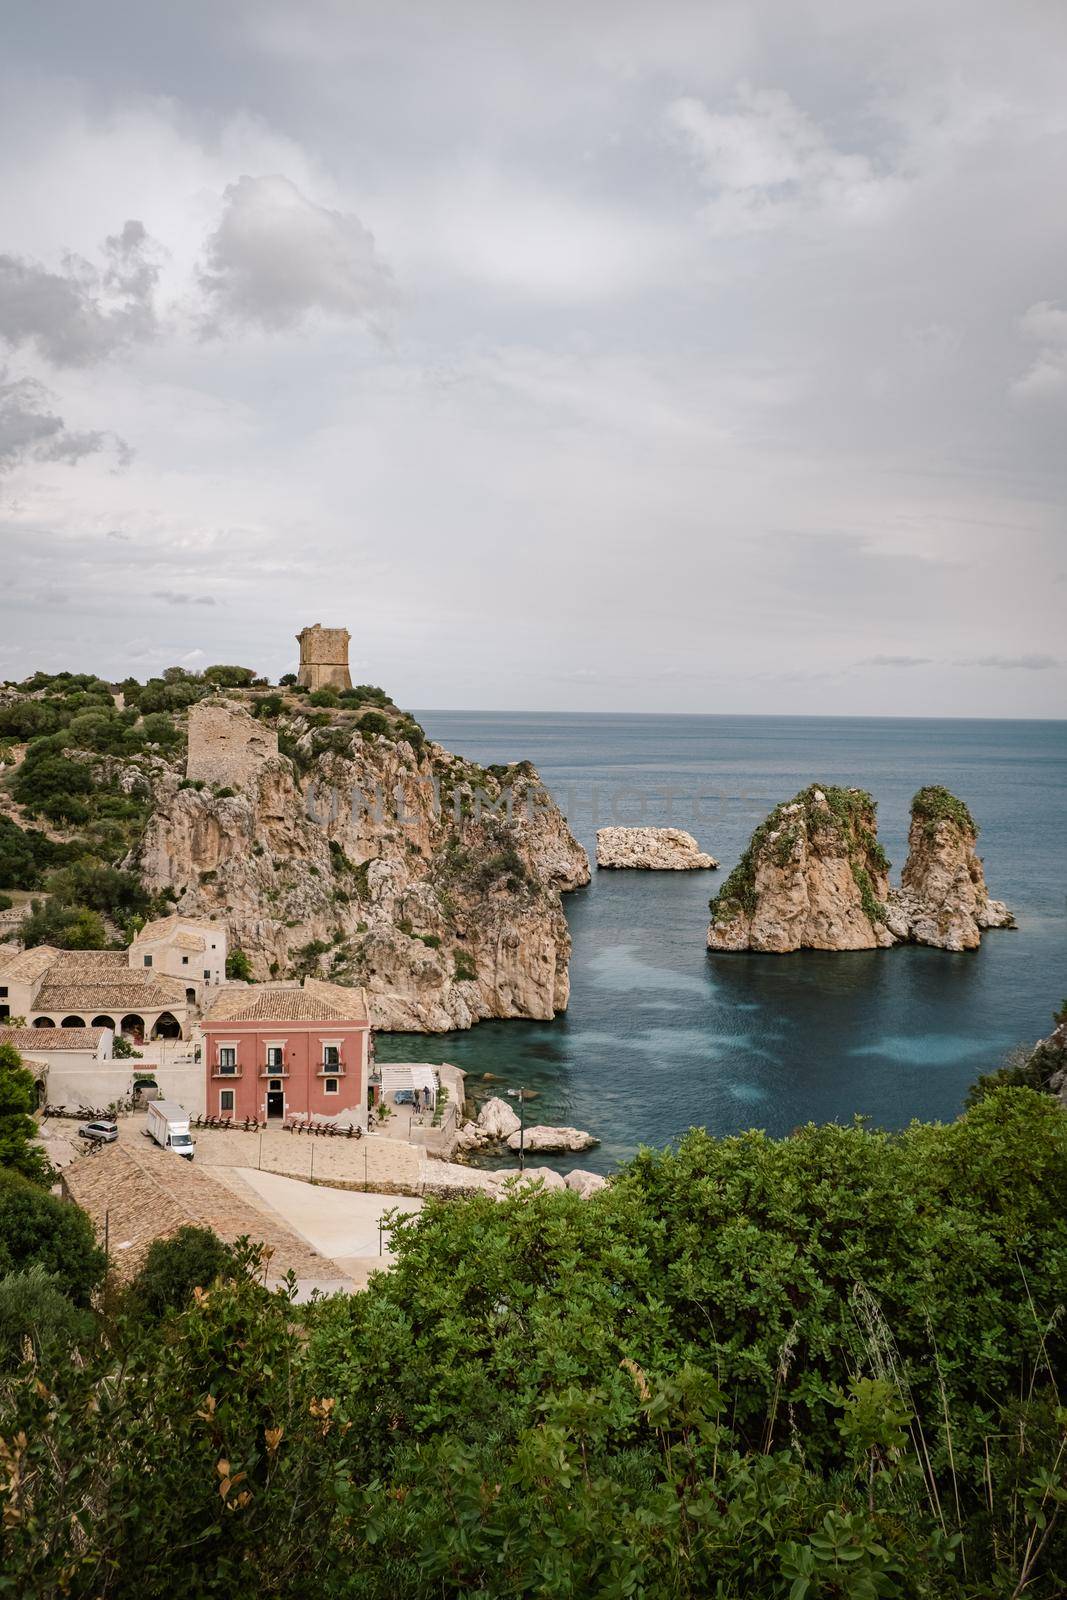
[322,1039,342,1067]
[216,1040,239,1074]
[324,1077,339,1094]
[219,1088,235,1113]
[264,1040,286,1068]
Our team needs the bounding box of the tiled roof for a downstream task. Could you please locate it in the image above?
[204,977,368,1025]
[133,913,219,945]
[63,1141,345,1283]
[33,979,188,1013]
[52,951,129,973]
[0,1026,107,1052]
[0,944,61,980]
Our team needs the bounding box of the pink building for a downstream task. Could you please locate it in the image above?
[201,978,370,1125]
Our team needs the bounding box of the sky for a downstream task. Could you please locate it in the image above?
[1,0,1065,718]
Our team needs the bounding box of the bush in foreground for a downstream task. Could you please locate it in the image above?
[0,1088,1064,1597]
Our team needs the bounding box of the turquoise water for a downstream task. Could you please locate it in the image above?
[377,714,1067,1172]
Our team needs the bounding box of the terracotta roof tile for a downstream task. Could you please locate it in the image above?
[204,977,368,1025]
[0,944,61,980]
[0,1026,106,1051]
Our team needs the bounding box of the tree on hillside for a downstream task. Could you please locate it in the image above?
[202,665,256,687]
[19,897,107,950]
[0,1042,51,1185]
[225,949,253,982]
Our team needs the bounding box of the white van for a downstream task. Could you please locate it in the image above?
[145,1100,196,1160]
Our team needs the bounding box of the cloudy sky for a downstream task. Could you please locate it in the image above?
[1,0,1065,716]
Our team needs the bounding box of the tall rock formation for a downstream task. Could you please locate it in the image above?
[134,695,589,1031]
[706,786,893,952]
[707,782,1014,954]
[885,786,1014,951]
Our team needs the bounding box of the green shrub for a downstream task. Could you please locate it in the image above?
[0,893,10,912]
[226,949,253,982]
[0,1043,51,1185]
[356,710,389,737]
[19,897,108,950]
[0,1169,105,1303]
[309,688,340,708]
[454,949,477,981]
[128,1226,240,1320]
[0,1263,95,1371]
[202,665,256,687]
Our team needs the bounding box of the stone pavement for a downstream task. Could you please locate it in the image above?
[125,1120,502,1196]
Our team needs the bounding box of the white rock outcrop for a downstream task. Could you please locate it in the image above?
[476,1097,522,1140]
[505,1124,598,1153]
[597,827,718,870]
[565,1168,608,1197]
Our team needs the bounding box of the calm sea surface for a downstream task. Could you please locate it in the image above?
[377,713,1067,1172]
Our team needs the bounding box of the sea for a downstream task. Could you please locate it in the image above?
[376,713,1067,1173]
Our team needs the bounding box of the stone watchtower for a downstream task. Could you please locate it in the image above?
[296,624,352,692]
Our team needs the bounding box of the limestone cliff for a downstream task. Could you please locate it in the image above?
[132,696,590,1032]
[708,782,1013,954]
[707,786,893,952]
[596,827,719,870]
[885,787,1014,951]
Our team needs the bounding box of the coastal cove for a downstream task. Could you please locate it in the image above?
[377,712,1067,1173]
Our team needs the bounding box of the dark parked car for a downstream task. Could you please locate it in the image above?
[77,1120,119,1144]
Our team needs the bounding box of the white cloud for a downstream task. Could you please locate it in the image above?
[198,175,395,333]
[1010,300,1067,404]
[0,221,161,367]
[665,85,899,235]
[0,370,125,473]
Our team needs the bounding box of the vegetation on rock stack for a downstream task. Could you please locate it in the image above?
[1,1085,1064,1596]
[911,784,977,837]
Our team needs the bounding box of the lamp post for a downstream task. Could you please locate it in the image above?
[506,1087,527,1173]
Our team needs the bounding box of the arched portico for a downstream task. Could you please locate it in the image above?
[91,1015,116,1030]
[120,1014,145,1041]
[151,1011,181,1040]
[33,1016,55,1028]
[60,1015,86,1028]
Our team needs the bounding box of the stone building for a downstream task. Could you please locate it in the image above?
[201,976,370,1126]
[296,623,352,691]
[0,945,190,1040]
[130,913,227,1001]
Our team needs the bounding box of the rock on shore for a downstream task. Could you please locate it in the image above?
[596,827,718,870]
[707,783,1013,954]
[505,1124,598,1153]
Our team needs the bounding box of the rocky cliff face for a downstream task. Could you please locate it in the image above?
[133,697,589,1031]
[708,783,1013,954]
[707,786,894,952]
[885,787,1014,951]
[596,827,719,870]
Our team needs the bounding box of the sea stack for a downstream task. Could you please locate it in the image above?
[596,827,718,870]
[885,786,1014,951]
[706,785,893,952]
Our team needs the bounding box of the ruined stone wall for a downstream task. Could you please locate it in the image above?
[186,699,279,789]
[296,624,352,690]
